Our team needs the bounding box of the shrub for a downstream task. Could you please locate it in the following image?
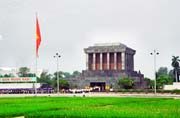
[118,77,134,89]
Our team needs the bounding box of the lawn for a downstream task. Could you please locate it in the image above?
[0,97,179,118]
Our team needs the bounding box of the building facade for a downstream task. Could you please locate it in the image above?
[67,43,148,90]
[84,43,135,71]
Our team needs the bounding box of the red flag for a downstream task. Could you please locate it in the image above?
[36,15,41,58]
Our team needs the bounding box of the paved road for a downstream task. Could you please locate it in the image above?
[0,92,180,98]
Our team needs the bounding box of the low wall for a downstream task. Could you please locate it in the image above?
[164,82,180,90]
[0,83,41,89]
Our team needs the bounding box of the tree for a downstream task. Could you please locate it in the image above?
[38,71,53,85]
[17,67,30,77]
[59,79,69,89]
[53,79,69,89]
[54,71,64,79]
[144,77,150,81]
[171,56,180,82]
[118,77,134,89]
[156,74,173,89]
[4,73,15,77]
[168,69,174,78]
[72,71,81,77]
[52,71,68,90]
[157,67,168,77]
[63,72,72,78]
[150,80,155,89]
[144,77,151,89]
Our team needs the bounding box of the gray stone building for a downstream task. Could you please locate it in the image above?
[67,43,148,90]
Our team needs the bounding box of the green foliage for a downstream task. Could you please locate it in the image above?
[72,70,81,77]
[148,66,177,89]
[0,97,180,118]
[144,77,154,89]
[38,71,53,85]
[157,67,168,77]
[118,89,153,93]
[3,73,15,77]
[171,56,180,82]
[53,71,64,79]
[118,77,134,89]
[53,79,69,89]
[169,69,174,78]
[144,77,150,81]
[17,67,30,77]
[17,67,35,77]
[146,74,173,89]
[63,72,72,78]
[171,56,180,69]
[59,79,69,89]
[171,89,180,94]
[157,74,173,88]
[150,80,155,89]
[117,89,180,94]
[53,71,69,89]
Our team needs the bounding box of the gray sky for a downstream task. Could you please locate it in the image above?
[0,0,180,79]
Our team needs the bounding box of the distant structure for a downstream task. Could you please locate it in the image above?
[67,43,148,90]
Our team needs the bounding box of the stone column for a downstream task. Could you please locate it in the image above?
[132,55,134,71]
[126,54,128,70]
[100,53,103,70]
[114,52,117,70]
[107,52,110,70]
[127,54,129,70]
[121,52,125,70]
[86,53,88,70]
[93,53,96,70]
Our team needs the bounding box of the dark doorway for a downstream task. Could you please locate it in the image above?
[90,82,106,91]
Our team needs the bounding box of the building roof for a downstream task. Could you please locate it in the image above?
[84,43,136,54]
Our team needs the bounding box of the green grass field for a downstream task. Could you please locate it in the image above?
[0,97,180,118]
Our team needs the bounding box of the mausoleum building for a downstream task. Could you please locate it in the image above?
[67,43,148,91]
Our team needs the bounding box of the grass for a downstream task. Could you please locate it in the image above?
[0,97,179,118]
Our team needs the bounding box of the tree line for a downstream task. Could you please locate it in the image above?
[0,67,81,90]
[1,56,180,90]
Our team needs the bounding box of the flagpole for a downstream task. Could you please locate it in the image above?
[35,55,37,95]
[35,12,41,96]
[35,12,38,96]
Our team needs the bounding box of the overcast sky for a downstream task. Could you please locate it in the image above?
[0,0,180,79]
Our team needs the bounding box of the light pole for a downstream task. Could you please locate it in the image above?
[150,50,159,94]
[54,53,61,94]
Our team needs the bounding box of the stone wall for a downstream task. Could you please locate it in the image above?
[66,70,148,90]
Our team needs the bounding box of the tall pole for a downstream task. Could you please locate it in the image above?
[35,13,41,96]
[54,53,61,94]
[57,55,59,94]
[153,50,157,94]
[150,50,159,94]
[175,70,178,82]
[35,57,37,95]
